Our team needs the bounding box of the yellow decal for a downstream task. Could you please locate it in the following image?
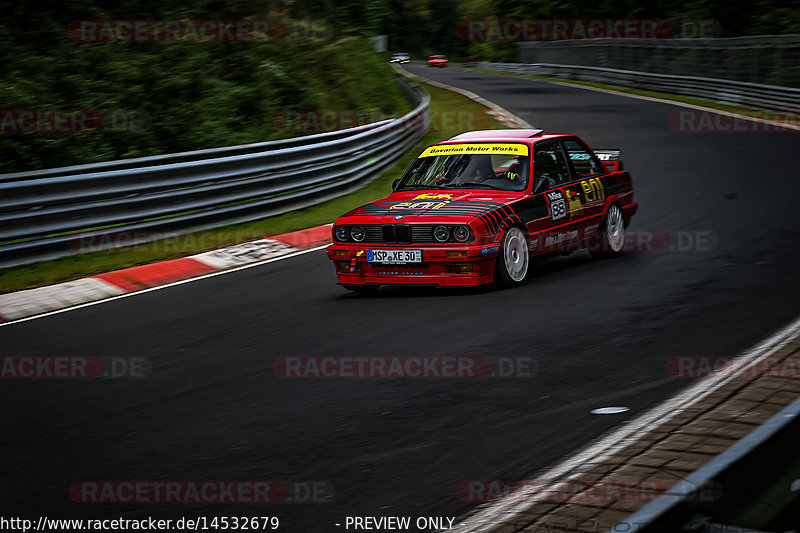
[356,250,365,257]
[567,190,583,219]
[390,201,449,210]
[419,143,529,158]
[581,178,605,204]
[413,193,453,200]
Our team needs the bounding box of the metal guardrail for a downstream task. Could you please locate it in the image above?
[466,61,800,112]
[517,36,800,88]
[630,395,800,532]
[0,78,430,268]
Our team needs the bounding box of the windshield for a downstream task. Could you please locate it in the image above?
[396,144,530,192]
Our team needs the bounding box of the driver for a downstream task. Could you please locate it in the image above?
[533,152,559,191]
[435,155,493,185]
[435,167,486,185]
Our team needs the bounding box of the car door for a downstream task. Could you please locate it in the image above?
[527,141,583,254]
[560,137,609,237]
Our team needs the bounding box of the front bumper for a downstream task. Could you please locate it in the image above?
[326,243,499,287]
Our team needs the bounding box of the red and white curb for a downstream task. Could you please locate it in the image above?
[0,224,332,324]
[484,109,521,128]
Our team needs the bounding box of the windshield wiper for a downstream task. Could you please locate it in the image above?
[405,185,447,190]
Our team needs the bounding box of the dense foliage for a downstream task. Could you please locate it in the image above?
[1,0,797,171]
[0,1,410,172]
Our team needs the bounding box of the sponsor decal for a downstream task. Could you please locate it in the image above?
[481,246,499,255]
[413,193,453,200]
[544,230,578,247]
[566,190,583,219]
[389,201,450,210]
[419,143,529,158]
[581,177,605,204]
[595,151,620,161]
[568,151,592,161]
[546,190,567,221]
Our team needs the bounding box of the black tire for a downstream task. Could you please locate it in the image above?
[342,284,379,294]
[494,227,529,288]
[590,204,626,259]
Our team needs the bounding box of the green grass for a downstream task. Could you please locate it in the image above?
[459,66,799,120]
[0,80,500,294]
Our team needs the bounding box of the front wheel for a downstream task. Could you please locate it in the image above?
[494,227,529,287]
[590,204,626,259]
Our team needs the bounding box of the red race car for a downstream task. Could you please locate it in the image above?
[427,54,448,67]
[327,129,638,293]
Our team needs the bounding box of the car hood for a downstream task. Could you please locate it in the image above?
[338,190,527,225]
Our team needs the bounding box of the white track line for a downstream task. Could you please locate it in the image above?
[0,244,329,328]
[462,66,800,132]
[449,313,800,532]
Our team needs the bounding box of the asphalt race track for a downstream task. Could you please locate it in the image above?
[1,64,799,531]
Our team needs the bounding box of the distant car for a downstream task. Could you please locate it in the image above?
[327,129,638,293]
[390,53,410,64]
[428,54,448,67]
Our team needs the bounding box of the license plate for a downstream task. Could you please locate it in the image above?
[367,249,422,264]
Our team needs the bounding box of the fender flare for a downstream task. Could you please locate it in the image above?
[599,194,622,224]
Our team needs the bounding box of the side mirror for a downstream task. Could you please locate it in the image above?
[392,178,400,191]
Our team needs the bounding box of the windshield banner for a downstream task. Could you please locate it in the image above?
[420,143,529,158]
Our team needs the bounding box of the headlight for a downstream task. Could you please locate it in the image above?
[453,226,470,242]
[350,225,366,242]
[434,225,450,242]
[335,226,349,242]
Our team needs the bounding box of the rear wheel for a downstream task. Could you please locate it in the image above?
[590,204,626,259]
[495,227,529,287]
[342,284,379,294]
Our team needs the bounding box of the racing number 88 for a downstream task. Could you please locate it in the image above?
[551,201,566,219]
